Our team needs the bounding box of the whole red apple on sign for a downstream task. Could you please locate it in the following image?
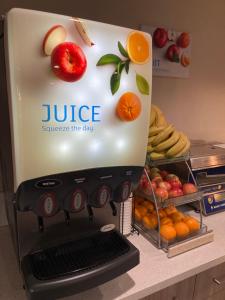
[183,183,197,195]
[51,42,87,82]
[166,44,180,62]
[153,28,168,48]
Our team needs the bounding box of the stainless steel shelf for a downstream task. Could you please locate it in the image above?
[135,189,203,208]
[134,221,213,257]
[146,153,190,167]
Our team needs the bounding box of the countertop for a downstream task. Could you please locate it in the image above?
[1,211,225,300]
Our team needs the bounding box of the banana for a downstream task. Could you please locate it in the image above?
[153,105,167,127]
[147,144,154,153]
[166,132,187,158]
[148,136,156,144]
[174,135,191,157]
[149,126,166,137]
[74,18,95,47]
[150,152,166,160]
[154,130,180,152]
[151,124,174,147]
[150,106,157,126]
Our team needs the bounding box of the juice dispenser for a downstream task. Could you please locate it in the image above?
[1,8,152,300]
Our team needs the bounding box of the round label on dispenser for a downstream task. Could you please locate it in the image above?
[121,181,131,201]
[97,185,111,207]
[100,224,116,232]
[39,193,58,217]
[71,189,85,212]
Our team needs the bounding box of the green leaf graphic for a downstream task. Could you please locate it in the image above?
[117,61,125,74]
[96,54,121,66]
[118,41,129,58]
[110,72,121,95]
[136,74,150,95]
[125,60,130,73]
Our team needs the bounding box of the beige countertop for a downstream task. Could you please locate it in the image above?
[1,211,225,300]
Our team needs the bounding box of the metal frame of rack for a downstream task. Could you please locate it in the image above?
[133,156,214,257]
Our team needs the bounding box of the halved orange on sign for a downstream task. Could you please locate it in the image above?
[127,31,150,64]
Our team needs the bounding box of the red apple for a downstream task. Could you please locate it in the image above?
[152,176,163,185]
[182,183,197,195]
[51,42,87,82]
[151,181,157,191]
[153,28,168,48]
[159,170,169,179]
[168,179,182,189]
[168,188,184,198]
[43,25,67,56]
[155,187,168,201]
[158,181,172,191]
[165,174,180,181]
[166,44,180,62]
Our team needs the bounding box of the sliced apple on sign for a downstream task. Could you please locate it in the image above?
[74,18,94,47]
[43,25,67,56]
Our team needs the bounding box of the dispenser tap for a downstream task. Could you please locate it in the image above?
[37,216,44,232]
[87,204,94,222]
[64,211,70,225]
[110,201,117,216]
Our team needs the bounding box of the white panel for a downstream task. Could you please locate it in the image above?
[5,9,152,190]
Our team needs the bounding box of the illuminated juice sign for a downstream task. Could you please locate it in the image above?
[41,104,101,132]
[6,8,152,186]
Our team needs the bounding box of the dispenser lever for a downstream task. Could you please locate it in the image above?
[64,210,70,225]
[37,216,44,232]
[110,201,117,216]
[87,204,94,222]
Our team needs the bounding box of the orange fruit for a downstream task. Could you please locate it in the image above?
[160,224,176,241]
[160,217,173,226]
[181,53,190,67]
[171,211,185,223]
[142,213,158,229]
[134,208,142,222]
[164,205,177,216]
[127,31,150,64]
[116,92,142,122]
[183,215,191,222]
[133,196,144,206]
[158,208,167,219]
[136,206,148,217]
[174,221,190,238]
[177,32,190,48]
[142,201,155,212]
[184,217,200,233]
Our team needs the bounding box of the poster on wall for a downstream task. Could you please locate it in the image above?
[141,25,191,78]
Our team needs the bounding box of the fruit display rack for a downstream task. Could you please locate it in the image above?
[133,156,214,258]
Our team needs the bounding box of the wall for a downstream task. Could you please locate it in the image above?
[1,0,225,143]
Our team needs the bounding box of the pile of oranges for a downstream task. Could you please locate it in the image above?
[134,196,200,242]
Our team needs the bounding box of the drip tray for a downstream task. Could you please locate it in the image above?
[22,230,139,300]
[29,230,130,280]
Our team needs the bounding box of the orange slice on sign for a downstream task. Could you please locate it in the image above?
[127,31,150,64]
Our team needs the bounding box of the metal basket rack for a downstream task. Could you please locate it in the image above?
[133,156,214,258]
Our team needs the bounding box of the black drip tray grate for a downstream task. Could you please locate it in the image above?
[28,230,130,280]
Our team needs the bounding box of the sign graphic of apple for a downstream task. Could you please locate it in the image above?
[153,28,168,48]
[51,42,87,82]
[43,25,67,56]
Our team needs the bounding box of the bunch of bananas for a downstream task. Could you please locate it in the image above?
[147,105,190,160]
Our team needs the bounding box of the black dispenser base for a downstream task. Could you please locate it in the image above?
[21,230,139,300]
